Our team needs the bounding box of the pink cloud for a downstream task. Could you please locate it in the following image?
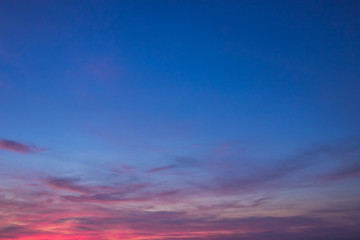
[0,139,47,154]
[1,139,360,239]
[1,172,359,240]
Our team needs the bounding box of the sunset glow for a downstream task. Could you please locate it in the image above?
[1,1,360,239]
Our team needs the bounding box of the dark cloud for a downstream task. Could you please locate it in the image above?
[61,189,181,204]
[196,197,270,211]
[61,194,143,203]
[234,226,360,240]
[0,225,47,239]
[48,212,351,239]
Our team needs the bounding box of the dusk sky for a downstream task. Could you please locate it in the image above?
[1,1,360,239]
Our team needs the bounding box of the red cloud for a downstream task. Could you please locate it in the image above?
[0,139,47,154]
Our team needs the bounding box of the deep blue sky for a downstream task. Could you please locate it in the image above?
[1,1,359,150]
[0,1,359,239]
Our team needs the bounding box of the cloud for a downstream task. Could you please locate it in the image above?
[320,164,360,182]
[196,197,270,211]
[0,139,47,154]
[0,195,38,210]
[45,176,152,197]
[145,164,177,173]
[1,172,359,240]
[45,177,93,194]
[61,194,145,203]
[186,137,360,195]
[47,212,348,239]
[0,138,359,239]
[0,225,48,239]
[61,189,181,204]
[234,225,360,240]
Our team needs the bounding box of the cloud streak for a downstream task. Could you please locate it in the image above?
[0,139,47,154]
[45,177,93,194]
[145,164,177,173]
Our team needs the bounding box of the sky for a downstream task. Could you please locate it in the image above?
[0,0,360,239]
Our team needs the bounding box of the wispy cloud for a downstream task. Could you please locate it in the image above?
[145,164,177,173]
[320,164,360,182]
[181,138,360,195]
[45,177,93,194]
[0,139,47,154]
[0,138,359,239]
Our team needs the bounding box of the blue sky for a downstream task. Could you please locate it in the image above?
[0,1,360,239]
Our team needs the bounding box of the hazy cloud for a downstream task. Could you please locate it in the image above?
[0,139,47,154]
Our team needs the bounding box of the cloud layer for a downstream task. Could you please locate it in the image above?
[0,139,359,239]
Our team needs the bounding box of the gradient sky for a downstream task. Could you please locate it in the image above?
[0,1,360,239]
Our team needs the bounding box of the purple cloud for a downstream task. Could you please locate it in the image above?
[45,177,93,194]
[61,194,146,203]
[321,164,360,182]
[0,139,47,154]
[145,164,177,173]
